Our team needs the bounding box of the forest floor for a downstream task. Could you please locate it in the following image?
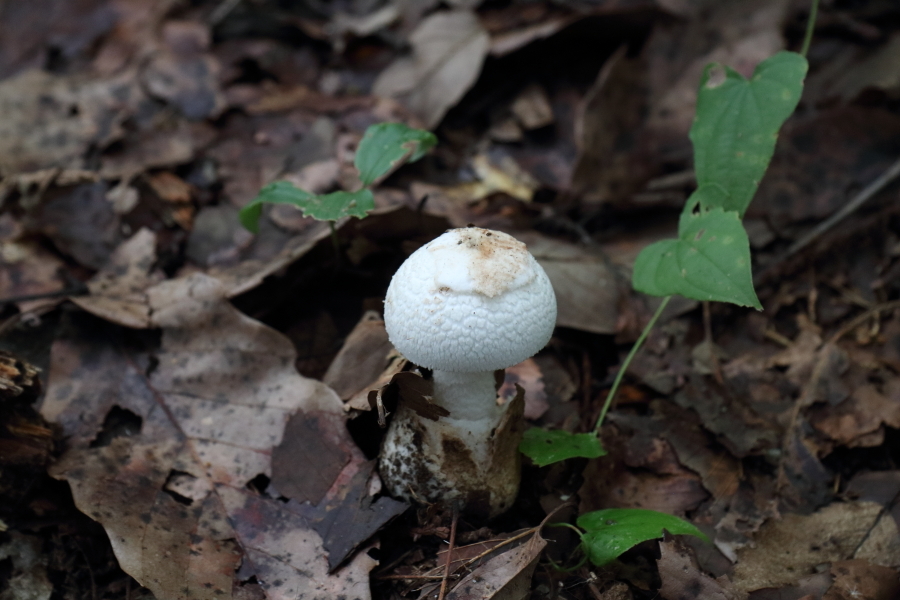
[1,1,900,599]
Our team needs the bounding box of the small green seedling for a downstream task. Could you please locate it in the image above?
[520,50,808,468]
[239,122,436,240]
[576,508,709,566]
[521,5,816,564]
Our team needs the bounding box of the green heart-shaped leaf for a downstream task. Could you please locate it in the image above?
[577,508,709,566]
[632,190,761,309]
[239,182,374,233]
[355,122,437,186]
[519,428,606,467]
[690,51,807,215]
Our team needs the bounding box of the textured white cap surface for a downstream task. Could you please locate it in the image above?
[384,228,557,372]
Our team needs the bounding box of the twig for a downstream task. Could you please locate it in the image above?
[208,0,242,24]
[702,300,724,384]
[0,285,89,305]
[785,156,900,260]
[437,506,459,600]
[825,299,900,345]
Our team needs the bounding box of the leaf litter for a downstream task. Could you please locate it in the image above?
[1,1,900,599]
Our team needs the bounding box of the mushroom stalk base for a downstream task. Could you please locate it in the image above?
[378,371,524,519]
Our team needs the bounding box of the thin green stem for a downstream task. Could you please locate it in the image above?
[546,522,584,536]
[593,296,671,435]
[799,0,820,58]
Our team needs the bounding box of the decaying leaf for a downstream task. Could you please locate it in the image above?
[446,530,547,600]
[43,274,379,599]
[70,228,162,328]
[373,10,489,128]
[733,501,883,594]
[0,69,143,177]
[323,311,394,401]
[658,538,737,600]
[521,232,625,336]
[824,560,900,600]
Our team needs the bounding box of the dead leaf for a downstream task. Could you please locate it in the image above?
[222,486,379,599]
[824,560,900,600]
[34,182,124,270]
[292,460,408,572]
[500,359,548,421]
[322,311,393,401]
[0,69,143,177]
[70,228,161,328]
[373,10,489,128]
[519,232,624,335]
[805,32,900,104]
[0,234,68,307]
[0,0,116,80]
[43,274,376,599]
[733,501,884,594]
[810,383,900,447]
[446,530,547,600]
[658,538,738,600]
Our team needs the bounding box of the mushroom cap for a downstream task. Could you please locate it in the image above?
[384,228,557,372]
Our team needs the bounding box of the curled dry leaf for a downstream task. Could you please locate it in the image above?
[43,274,378,600]
[373,10,489,128]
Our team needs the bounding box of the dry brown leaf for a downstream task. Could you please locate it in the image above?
[322,311,393,401]
[824,560,900,600]
[520,232,624,335]
[658,538,738,600]
[446,531,547,600]
[810,383,900,448]
[0,235,68,306]
[34,182,124,270]
[373,10,489,128]
[71,228,162,328]
[43,274,377,599]
[733,501,884,594]
[0,69,142,177]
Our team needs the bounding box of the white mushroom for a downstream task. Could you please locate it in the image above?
[380,227,556,517]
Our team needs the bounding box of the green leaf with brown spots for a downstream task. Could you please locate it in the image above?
[691,51,807,216]
[632,187,761,309]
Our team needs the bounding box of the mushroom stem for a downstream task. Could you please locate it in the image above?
[430,370,499,423]
[379,370,524,518]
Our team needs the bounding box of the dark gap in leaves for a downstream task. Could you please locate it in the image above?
[229,58,278,85]
[246,473,271,496]
[822,427,900,481]
[0,553,12,594]
[88,406,142,448]
[366,547,382,561]
[144,354,159,378]
[346,409,383,461]
[162,471,196,506]
[742,454,779,478]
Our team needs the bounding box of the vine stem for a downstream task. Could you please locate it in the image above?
[799,0,820,58]
[592,296,671,435]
